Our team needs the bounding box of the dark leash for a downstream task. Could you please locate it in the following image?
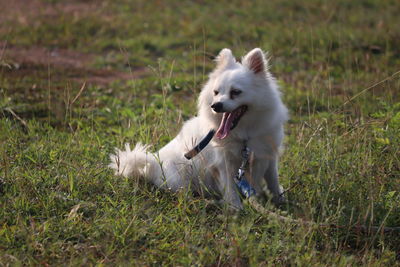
[184,129,256,198]
[184,129,215,160]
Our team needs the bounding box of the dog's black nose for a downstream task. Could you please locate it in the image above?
[211,102,223,112]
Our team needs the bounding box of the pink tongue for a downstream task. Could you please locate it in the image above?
[216,112,235,139]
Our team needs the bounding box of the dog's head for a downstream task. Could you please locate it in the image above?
[199,48,276,139]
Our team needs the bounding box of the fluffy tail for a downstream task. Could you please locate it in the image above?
[109,143,163,186]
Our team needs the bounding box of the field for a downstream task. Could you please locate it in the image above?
[1,0,399,265]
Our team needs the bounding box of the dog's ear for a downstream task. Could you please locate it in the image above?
[215,48,236,70]
[242,48,268,74]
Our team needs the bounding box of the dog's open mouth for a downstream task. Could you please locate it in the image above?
[215,105,247,139]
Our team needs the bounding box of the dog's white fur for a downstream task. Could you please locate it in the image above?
[109,48,288,209]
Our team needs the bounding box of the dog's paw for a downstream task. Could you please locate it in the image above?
[272,194,287,206]
[217,199,243,211]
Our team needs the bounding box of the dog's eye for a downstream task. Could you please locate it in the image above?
[230,88,242,98]
[213,90,219,96]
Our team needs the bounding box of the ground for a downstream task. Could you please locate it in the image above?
[1,0,400,265]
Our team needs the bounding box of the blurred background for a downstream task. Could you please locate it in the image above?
[1,0,399,118]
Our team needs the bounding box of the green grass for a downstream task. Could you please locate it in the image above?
[1,0,400,265]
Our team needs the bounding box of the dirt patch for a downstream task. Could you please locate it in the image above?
[1,43,92,69]
[0,0,148,86]
[0,42,148,86]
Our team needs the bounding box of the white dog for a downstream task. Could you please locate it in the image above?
[109,48,288,209]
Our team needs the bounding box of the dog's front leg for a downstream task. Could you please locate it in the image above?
[216,162,242,210]
[264,157,285,204]
[248,158,268,194]
[220,177,242,210]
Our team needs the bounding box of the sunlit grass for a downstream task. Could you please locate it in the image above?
[0,0,399,265]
